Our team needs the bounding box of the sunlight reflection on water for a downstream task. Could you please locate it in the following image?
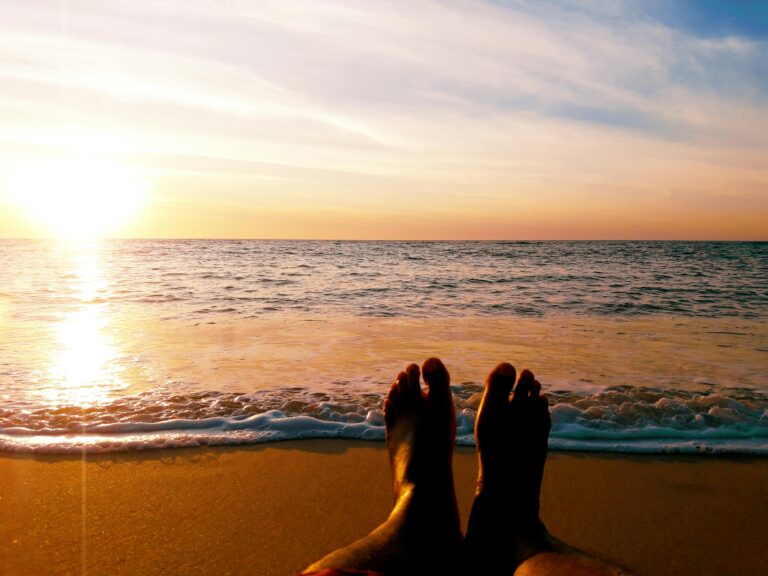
[41,241,127,406]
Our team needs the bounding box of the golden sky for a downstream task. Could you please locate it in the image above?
[1,1,766,239]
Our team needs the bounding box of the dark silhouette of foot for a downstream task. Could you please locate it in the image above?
[465,363,554,573]
[306,358,461,575]
[384,358,457,499]
[476,363,550,517]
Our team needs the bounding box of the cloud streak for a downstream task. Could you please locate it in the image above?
[0,0,766,238]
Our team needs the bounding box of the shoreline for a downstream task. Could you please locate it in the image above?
[3,436,768,457]
[4,312,765,459]
[1,440,767,575]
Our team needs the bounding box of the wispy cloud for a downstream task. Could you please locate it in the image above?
[1,0,766,238]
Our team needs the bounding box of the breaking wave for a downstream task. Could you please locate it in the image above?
[2,384,766,455]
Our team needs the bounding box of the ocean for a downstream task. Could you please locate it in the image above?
[0,239,766,454]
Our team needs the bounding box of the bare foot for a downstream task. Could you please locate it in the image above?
[466,364,634,576]
[385,358,457,500]
[476,364,550,517]
[465,363,553,573]
[305,358,461,575]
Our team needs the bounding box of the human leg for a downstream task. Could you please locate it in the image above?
[305,358,462,575]
[465,363,633,575]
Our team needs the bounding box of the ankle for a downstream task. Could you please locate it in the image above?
[473,484,543,527]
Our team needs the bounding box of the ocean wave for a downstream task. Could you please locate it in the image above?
[1,385,766,455]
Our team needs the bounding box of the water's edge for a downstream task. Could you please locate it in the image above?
[2,384,766,455]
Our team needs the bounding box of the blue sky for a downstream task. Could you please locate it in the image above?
[651,0,768,39]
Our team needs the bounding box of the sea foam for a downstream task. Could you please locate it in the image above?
[1,385,766,455]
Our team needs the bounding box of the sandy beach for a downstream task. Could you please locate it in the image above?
[0,440,766,576]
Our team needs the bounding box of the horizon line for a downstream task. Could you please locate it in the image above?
[1,237,766,243]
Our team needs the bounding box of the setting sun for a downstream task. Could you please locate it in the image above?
[5,156,149,239]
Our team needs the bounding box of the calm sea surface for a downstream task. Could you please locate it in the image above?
[1,240,766,454]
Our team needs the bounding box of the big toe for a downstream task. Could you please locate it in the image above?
[477,362,516,432]
[485,362,516,404]
[422,357,451,402]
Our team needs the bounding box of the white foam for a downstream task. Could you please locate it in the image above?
[1,408,766,455]
[1,385,766,455]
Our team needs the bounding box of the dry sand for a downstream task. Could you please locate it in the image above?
[1,441,766,576]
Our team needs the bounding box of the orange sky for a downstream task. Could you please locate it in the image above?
[1,1,766,240]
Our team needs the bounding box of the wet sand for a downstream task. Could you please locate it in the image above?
[1,441,766,576]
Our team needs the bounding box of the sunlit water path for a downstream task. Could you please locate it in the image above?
[0,240,766,454]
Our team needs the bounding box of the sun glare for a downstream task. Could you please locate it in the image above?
[41,243,128,406]
[6,155,149,239]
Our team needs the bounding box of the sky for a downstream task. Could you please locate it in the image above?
[0,0,766,240]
